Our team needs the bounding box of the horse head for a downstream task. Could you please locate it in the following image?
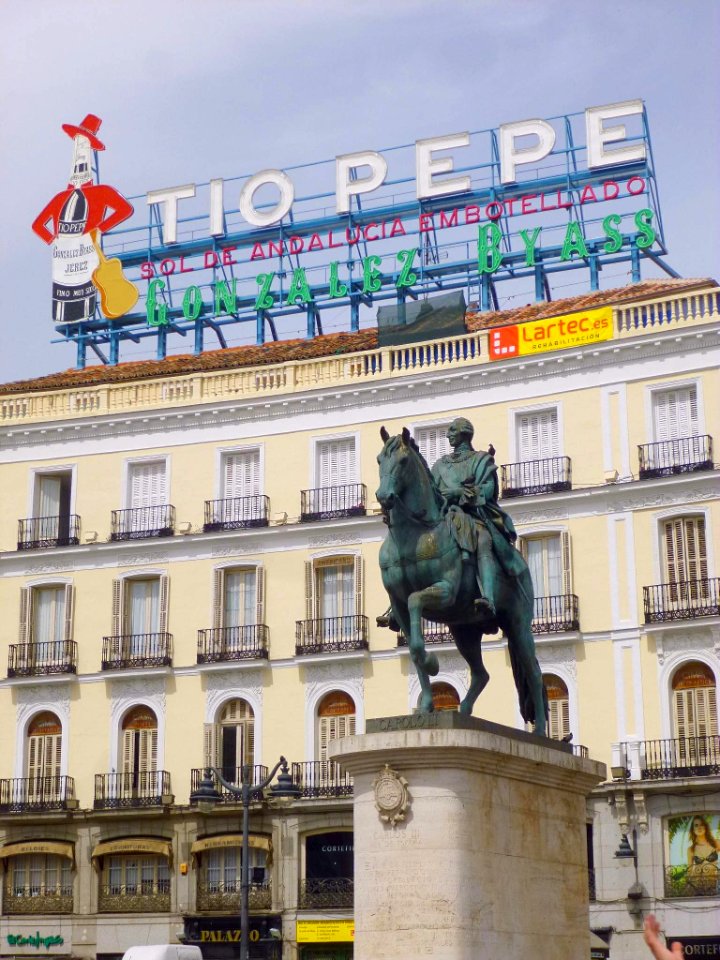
[376,426,443,525]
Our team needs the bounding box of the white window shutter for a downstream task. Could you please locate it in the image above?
[158,575,169,634]
[223,450,260,500]
[354,555,363,617]
[517,409,559,460]
[673,688,690,741]
[561,532,572,595]
[213,569,225,630]
[63,585,74,643]
[203,723,220,768]
[122,728,135,775]
[415,425,450,467]
[256,566,265,625]
[317,438,356,487]
[129,461,166,508]
[111,579,123,636]
[19,587,31,644]
[305,562,314,620]
[654,386,699,441]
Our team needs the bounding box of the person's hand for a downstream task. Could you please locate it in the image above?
[643,915,683,960]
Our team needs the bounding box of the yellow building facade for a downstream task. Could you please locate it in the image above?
[0,277,718,960]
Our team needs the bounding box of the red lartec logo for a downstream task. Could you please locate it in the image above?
[489,325,519,360]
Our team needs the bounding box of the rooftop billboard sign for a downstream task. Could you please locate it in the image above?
[32,100,671,368]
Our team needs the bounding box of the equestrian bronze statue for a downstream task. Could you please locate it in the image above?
[376,417,548,735]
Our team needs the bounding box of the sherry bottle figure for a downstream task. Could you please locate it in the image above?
[32,114,135,325]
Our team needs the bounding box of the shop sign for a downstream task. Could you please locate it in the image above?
[489,305,613,359]
[296,920,354,944]
[666,937,720,957]
[6,933,64,950]
[184,915,280,946]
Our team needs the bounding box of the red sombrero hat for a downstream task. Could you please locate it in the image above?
[61,114,105,151]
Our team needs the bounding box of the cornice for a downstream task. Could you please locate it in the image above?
[0,472,715,577]
[1,323,717,451]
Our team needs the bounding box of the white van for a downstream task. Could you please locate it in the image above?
[122,946,203,960]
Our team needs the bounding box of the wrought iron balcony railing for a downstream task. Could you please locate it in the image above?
[196,879,271,912]
[17,514,80,550]
[291,761,353,799]
[197,625,269,664]
[94,770,173,809]
[99,883,171,913]
[639,435,714,480]
[500,456,572,498]
[300,484,367,522]
[8,641,78,678]
[189,766,269,804]
[0,776,76,813]
[664,865,719,898]
[397,619,453,646]
[532,594,580,633]
[2,889,73,915]
[639,736,720,780]
[110,505,175,541]
[101,633,173,670]
[204,495,270,531]
[295,615,369,655]
[643,578,720,622]
[299,877,354,909]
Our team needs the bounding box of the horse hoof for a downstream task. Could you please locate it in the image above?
[419,695,434,714]
[425,653,440,676]
[459,700,473,716]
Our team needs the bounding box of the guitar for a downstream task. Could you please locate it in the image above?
[90,230,139,319]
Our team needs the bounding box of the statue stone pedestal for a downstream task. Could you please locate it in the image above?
[329,713,606,960]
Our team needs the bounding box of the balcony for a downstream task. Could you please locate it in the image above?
[639,435,713,480]
[291,761,353,799]
[197,625,269,664]
[203,495,270,531]
[397,619,453,646]
[639,736,720,780]
[110,505,175,541]
[532,595,580,634]
[98,883,171,913]
[665,865,719,898]
[500,456,572,498]
[300,484,367,522]
[8,641,78,678]
[2,889,73,915]
[196,880,271,912]
[0,776,76,813]
[643,578,720,623]
[189,766,269,805]
[94,770,173,809]
[101,633,173,670]
[17,515,80,550]
[295,616,369,656]
[299,877,354,909]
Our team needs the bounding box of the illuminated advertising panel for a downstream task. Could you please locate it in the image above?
[488,306,613,360]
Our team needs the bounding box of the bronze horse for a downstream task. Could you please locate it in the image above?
[376,427,547,735]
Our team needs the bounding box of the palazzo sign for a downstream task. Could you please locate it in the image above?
[32,100,667,368]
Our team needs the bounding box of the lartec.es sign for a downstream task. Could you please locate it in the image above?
[489,306,613,360]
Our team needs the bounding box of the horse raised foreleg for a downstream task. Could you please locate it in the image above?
[408,582,453,712]
[451,624,489,715]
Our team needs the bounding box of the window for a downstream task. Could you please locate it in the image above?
[306,557,362,622]
[301,831,354,908]
[516,408,560,461]
[19,584,74,659]
[672,662,718,743]
[26,712,62,799]
[544,674,570,741]
[213,568,263,629]
[112,575,169,637]
[204,699,256,782]
[663,517,708,586]
[316,438,357,488]
[7,854,72,899]
[415,424,451,469]
[31,471,74,544]
[102,855,169,897]
[317,691,356,761]
[128,460,167,509]
[520,534,571,597]
[429,682,460,712]
[221,449,261,500]
[653,385,699,442]
[121,706,158,797]
[202,845,267,893]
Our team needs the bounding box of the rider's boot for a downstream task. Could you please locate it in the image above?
[376,606,400,632]
[474,558,499,634]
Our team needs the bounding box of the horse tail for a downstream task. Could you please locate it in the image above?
[506,572,548,726]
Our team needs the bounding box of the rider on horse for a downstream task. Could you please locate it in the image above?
[431,417,525,622]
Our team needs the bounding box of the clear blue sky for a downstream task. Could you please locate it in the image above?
[1,0,718,383]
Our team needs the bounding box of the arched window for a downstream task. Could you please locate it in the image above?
[205,699,256,784]
[317,691,356,762]
[121,706,158,799]
[672,662,718,743]
[430,682,460,712]
[27,712,62,801]
[544,674,570,741]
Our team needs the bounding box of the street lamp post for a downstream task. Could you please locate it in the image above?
[190,756,300,960]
